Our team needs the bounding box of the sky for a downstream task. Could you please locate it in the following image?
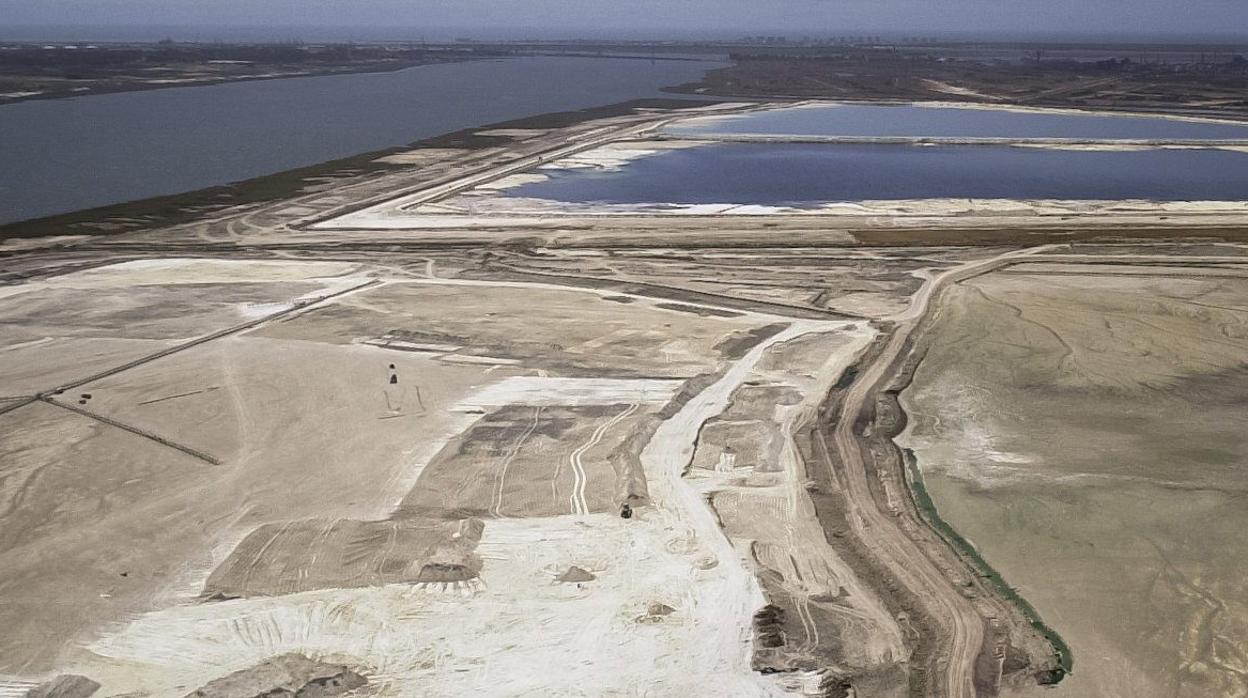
[3,0,1247,42]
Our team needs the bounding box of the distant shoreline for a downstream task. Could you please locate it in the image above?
[0,47,717,107]
[0,56,474,106]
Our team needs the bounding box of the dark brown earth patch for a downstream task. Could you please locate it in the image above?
[655,302,744,318]
[183,653,367,698]
[396,405,652,519]
[204,517,483,598]
[25,675,99,698]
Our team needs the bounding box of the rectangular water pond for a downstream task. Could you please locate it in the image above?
[504,142,1248,205]
[665,103,1248,141]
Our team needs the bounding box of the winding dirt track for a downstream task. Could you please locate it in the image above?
[827,246,1052,697]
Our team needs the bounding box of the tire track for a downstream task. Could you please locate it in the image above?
[491,406,543,518]
[568,403,637,515]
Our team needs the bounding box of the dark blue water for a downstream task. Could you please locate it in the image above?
[509,143,1248,203]
[0,56,721,224]
[667,104,1248,141]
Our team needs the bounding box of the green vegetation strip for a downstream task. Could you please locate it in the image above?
[901,447,1073,683]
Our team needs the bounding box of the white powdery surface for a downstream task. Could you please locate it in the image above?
[475,141,706,192]
[476,173,550,190]
[75,512,783,697]
[235,302,292,320]
[671,98,1248,131]
[455,376,683,409]
[312,193,1248,230]
[0,679,39,698]
[536,140,706,174]
[629,321,835,697]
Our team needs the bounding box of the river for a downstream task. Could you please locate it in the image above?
[0,55,722,225]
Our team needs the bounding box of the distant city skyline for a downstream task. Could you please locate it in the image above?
[3,0,1248,43]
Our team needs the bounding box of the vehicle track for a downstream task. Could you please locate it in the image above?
[568,403,637,515]
[492,405,543,518]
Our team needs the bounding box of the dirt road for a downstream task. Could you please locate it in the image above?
[640,319,862,696]
[825,246,1052,697]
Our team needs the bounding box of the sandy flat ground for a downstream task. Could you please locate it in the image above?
[1,255,849,696]
[0,326,491,674]
[1,259,495,671]
[67,308,799,696]
[0,258,363,394]
[0,337,178,396]
[251,279,770,378]
[76,335,492,502]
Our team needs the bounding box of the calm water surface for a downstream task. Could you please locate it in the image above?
[666,103,1248,140]
[0,56,721,224]
[510,142,1248,204]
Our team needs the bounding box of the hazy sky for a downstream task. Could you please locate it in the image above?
[4,0,1248,41]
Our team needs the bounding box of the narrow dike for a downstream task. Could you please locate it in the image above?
[807,294,1071,695]
[888,261,1074,686]
[802,333,949,696]
[884,349,1073,684]
[900,445,1073,682]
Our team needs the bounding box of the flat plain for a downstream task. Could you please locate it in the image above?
[901,269,1248,698]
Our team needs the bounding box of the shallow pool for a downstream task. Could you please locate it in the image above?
[665,103,1248,141]
[506,142,1248,205]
